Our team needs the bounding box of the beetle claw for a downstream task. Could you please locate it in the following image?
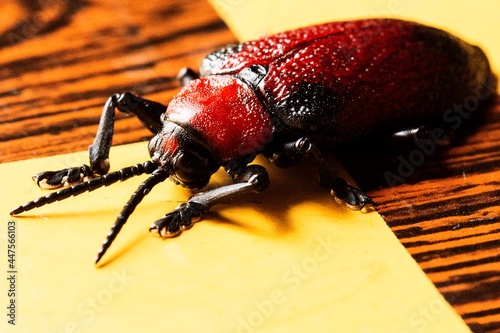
[33,165,93,189]
[149,201,207,239]
[331,185,374,212]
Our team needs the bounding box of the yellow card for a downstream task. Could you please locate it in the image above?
[1,143,470,332]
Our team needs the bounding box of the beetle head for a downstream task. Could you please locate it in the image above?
[148,121,220,189]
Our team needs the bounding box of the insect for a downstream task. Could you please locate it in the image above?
[11,18,492,264]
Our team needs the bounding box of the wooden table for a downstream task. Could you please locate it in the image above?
[1,1,499,331]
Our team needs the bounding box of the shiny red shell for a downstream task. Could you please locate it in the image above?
[200,19,491,142]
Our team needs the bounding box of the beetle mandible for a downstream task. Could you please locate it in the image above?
[11,19,493,264]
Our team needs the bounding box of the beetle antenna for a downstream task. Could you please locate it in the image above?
[94,168,169,264]
[10,161,159,215]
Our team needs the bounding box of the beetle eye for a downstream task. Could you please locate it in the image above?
[173,152,210,188]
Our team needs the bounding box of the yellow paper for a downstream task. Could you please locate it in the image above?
[1,142,469,333]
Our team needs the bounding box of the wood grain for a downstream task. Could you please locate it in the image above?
[0,0,234,162]
[1,1,499,331]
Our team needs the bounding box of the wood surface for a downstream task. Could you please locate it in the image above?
[1,0,499,331]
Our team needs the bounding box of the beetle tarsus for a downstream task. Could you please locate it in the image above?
[331,182,374,211]
[290,137,374,211]
[149,201,207,238]
[150,165,270,239]
[33,164,93,189]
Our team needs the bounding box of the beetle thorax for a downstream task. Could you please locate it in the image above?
[165,75,274,163]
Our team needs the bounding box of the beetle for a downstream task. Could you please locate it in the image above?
[11,18,493,264]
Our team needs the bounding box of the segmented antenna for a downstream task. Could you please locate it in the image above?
[10,161,158,215]
[94,168,169,264]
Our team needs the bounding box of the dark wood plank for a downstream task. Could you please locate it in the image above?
[1,1,499,331]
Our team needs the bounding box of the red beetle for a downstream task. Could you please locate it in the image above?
[11,19,493,263]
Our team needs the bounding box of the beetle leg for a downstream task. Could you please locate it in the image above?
[88,92,166,175]
[392,126,451,146]
[177,67,199,87]
[34,93,166,189]
[291,137,373,211]
[266,140,304,168]
[149,165,269,238]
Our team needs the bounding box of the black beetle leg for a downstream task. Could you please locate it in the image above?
[177,67,199,87]
[89,92,166,174]
[392,126,452,146]
[34,93,166,189]
[291,137,373,211]
[150,165,269,238]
